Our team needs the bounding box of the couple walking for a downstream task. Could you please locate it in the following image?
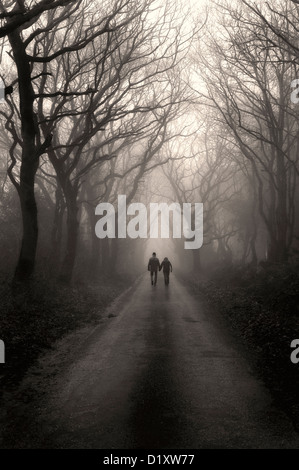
[147,252,173,286]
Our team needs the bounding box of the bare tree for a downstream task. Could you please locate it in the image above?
[0,0,195,281]
[193,0,299,262]
[161,119,239,271]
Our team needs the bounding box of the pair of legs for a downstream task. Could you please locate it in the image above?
[150,270,158,286]
[163,270,170,285]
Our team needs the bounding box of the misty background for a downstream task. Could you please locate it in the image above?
[1,0,299,449]
[1,0,298,283]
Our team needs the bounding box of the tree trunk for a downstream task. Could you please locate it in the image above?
[264,152,289,264]
[59,190,79,283]
[8,30,39,281]
[250,236,258,268]
[275,152,288,262]
[50,186,65,267]
[14,158,38,280]
[86,202,101,278]
[240,230,250,266]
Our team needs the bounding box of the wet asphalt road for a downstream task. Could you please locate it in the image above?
[3,274,299,448]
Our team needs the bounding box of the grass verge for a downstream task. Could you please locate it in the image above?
[0,274,131,392]
[187,263,299,430]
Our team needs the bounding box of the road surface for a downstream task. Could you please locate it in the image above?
[2,274,299,448]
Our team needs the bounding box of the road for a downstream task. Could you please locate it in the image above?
[2,274,299,448]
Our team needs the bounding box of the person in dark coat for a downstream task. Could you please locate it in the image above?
[159,257,173,285]
[148,252,160,286]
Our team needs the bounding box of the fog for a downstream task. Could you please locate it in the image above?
[0,0,298,286]
[1,0,299,452]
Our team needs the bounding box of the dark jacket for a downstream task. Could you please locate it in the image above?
[160,260,172,273]
[148,256,160,272]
